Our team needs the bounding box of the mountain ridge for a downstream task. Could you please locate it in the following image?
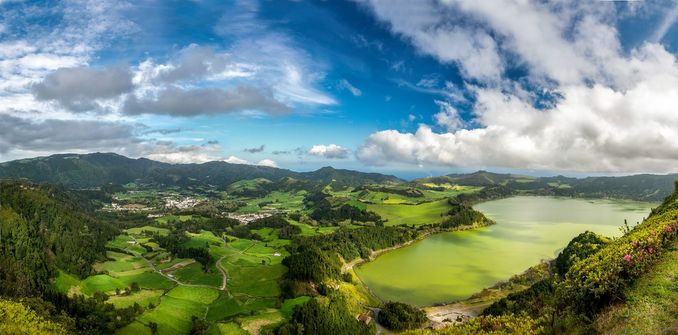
[0,152,403,188]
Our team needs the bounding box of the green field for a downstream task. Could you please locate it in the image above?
[80,274,127,295]
[156,214,193,224]
[368,198,453,226]
[235,190,306,213]
[183,230,223,249]
[138,296,208,334]
[127,226,170,236]
[53,270,80,294]
[280,296,311,318]
[167,286,220,304]
[108,289,164,308]
[171,262,222,286]
[290,221,340,236]
[81,206,311,334]
[211,322,248,335]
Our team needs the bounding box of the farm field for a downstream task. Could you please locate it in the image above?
[58,216,310,335]
[235,190,307,213]
[368,198,454,226]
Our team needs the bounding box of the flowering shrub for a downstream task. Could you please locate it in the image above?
[407,314,543,335]
[558,197,678,316]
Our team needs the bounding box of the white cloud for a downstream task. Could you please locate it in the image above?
[0,114,228,164]
[308,144,350,159]
[32,65,134,111]
[224,156,249,164]
[144,143,223,164]
[364,0,502,81]
[0,1,137,98]
[223,155,277,168]
[359,61,678,173]
[433,100,463,131]
[651,2,678,42]
[358,1,678,173]
[337,79,362,97]
[214,2,336,107]
[257,159,278,167]
[123,86,288,117]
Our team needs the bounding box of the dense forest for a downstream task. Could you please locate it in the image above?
[0,182,147,333]
[0,182,117,295]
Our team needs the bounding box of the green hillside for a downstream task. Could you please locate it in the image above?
[0,153,402,189]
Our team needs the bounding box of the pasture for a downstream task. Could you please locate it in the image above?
[368,198,453,226]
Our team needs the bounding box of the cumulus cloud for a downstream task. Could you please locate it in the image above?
[0,114,226,164]
[433,100,464,131]
[358,60,678,173]
[308,144,350,159]
[257,159,278,167]
[357,1,678,173]
[32,65,134,111]
[123,86,289,116]
[223,155,278,167]
[136,44,256,85]
[144,143,223,164]
[337,79,362,97]
[224,155,249,164]
[0,1,138,101]
[0,114,139,154]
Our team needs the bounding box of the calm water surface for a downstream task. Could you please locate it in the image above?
[355,196,655,306]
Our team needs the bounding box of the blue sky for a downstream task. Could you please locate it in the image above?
[2,0,678,178]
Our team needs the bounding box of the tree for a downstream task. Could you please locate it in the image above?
[0,299,67,335]
[378,302,427,331]
[148,321,158,334]
[189,316,209,334]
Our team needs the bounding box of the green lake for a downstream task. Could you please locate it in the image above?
[355,196,656,306]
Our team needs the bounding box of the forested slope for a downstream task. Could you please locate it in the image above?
[0,153,402,189]
[0,182,116,295]
[0,182,143,334]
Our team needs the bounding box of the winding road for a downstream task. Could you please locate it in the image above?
[128,235,229,291]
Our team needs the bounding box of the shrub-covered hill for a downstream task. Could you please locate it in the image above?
[413,181,678,335]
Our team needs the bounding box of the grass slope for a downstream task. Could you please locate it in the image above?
[594,240,678,334]
[368,199,452,226]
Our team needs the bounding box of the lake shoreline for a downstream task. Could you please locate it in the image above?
[353,196,655,309]
[343,220,496,310]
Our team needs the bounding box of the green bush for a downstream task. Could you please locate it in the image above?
[555,231,610,275]
[378,301,427,331]
[558,200,677,316]
[407,314,542,335]
[277,295,373,335]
